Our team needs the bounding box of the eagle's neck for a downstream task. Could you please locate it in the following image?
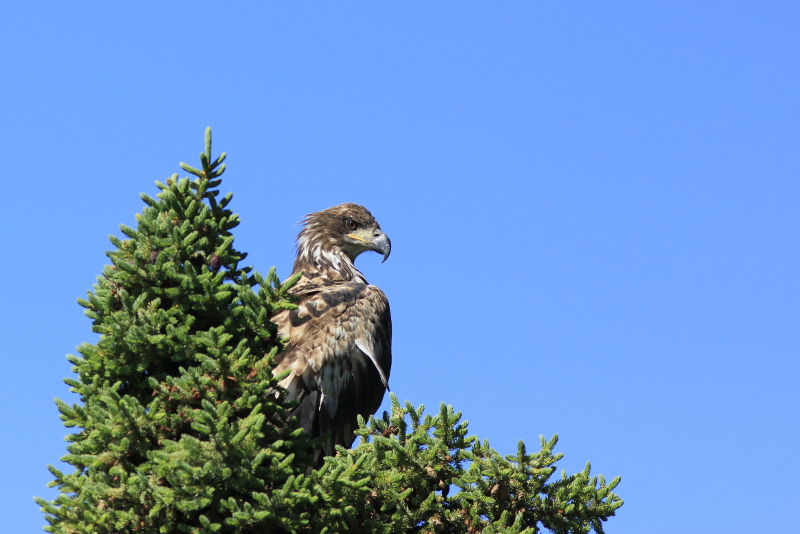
[293,239,367,284]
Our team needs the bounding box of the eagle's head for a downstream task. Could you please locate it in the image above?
[294,203,391,278]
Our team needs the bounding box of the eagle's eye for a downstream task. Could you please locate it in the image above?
[346,219,358,230]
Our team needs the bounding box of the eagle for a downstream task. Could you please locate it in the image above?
[271,203,392,457]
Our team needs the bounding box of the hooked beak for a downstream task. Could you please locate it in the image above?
[347,229,391,262]
[374,230,391,262]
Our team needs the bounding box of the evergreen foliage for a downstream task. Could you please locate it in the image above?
[38,128,622,533]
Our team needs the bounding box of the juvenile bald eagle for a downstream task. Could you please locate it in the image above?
[271,203,392,456]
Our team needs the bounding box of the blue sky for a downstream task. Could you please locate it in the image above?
[2,3,798,532]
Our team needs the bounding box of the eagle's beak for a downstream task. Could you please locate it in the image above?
[348,230,391,262]
[374,231,391,263]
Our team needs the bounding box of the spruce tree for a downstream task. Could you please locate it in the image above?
[39,128,622,533]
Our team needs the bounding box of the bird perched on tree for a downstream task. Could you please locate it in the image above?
[271,203,392,457]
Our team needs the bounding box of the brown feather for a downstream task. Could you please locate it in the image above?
[271,203,392,456]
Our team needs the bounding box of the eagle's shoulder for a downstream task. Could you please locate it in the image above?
[271,277,390,383]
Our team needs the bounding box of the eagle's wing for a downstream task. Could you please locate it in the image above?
[271,280,392,453]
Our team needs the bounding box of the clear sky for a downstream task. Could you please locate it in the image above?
[1,3,797,532]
